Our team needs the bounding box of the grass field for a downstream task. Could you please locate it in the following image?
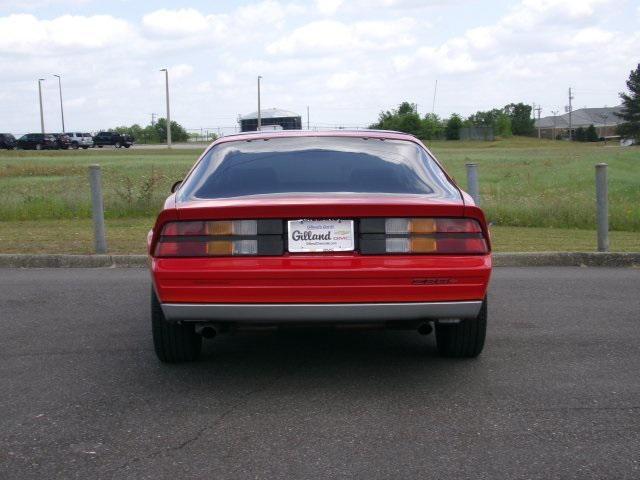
[0,137,638,253]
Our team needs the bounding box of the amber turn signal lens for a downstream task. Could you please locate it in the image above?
[410,237,437,252]
[206,241,234,255]
[409,218,437,234]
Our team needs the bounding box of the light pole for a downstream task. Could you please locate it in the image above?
[551,109,559,140]
[160,68,171,148]
[257,75,262,130]
[53,74,65,133]
[38,78,45,134]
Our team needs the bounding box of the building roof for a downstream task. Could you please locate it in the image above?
[240,108,301,120]
[535,106,624,129]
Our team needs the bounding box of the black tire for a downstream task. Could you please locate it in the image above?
[72,142,79,149]
[98,145,103,148]
[114,142,121,148]
[82,146,88,149]
[435,298,487,358]
[124,144,130,148]
[151,288,202,363]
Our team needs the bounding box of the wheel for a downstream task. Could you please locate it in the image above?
[114,142,121,148]
[35,143,42,150]
[151,288,202,363]
[124,144,130,148]
[98,145,103,148]
[72,142,79,149]
[82,146,88,149]
[435,298,487,358]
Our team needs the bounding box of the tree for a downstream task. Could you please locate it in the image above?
[370,102,422,137]
[615,63,640,140]
[467,108,512,137]
[154,118,189,143]
[575,126,586,142]
[445,114,463,140]
[585,124,599,142]
[422,113,445,140]
[504,103,535,136]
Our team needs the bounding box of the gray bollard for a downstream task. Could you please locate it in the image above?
[465,163,480,205]
[595,163,609,252]
[89,165,107,254]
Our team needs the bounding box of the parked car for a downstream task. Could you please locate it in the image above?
[147,130,492,363]
[93,131,134,148]
[0,133,16,149]
[16,133,58,150]
[52,133,71,149]
[67,132,94,149]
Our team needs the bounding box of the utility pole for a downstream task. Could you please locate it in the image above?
[160,69,171,148]
[257,75,262,130]
[568,87,574,141]
[306,105,310,130]
[431,79,438,114]
[53,74,65,133]
[534,105,542,139]
[551,109,559,140]
[38,78,45,134]
[150,113,157,126]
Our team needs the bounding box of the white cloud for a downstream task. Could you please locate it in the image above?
[267,18,416,55]
[326,71,359,90]
[0,14,134,54]
[315,0,343,14]
[142,8,212,37]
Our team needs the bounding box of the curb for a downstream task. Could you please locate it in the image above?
[0,252,639,268]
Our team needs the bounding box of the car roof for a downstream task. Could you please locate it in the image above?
[212,129,419,146]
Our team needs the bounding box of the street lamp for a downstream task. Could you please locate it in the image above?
[160,68,171,148]
[38,78,45,134]
[257,75,262,130]
[53,74,65,133]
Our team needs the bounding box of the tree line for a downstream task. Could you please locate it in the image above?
[110,118,190,144]
[369,101,535,140]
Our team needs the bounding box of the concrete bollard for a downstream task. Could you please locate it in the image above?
[89,165,107,254]
[595,163,609,252]
[465,163,480,205]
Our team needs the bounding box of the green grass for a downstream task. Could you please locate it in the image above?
[427,137,640,231]
[0,219,637,254]
[0,138,639,233]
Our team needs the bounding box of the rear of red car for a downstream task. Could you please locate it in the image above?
[149,131,491,362]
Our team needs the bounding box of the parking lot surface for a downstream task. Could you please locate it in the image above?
[1,267,639,479]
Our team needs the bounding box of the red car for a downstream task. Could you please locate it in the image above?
[148,130,491,362]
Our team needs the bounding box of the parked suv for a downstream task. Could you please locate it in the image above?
[16,133,58,150]
[52,133,72,149]
[67,132,94,149]
[0,133,16,149]
[93,131,134,148]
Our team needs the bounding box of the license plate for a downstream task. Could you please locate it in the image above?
[287,219,354,253]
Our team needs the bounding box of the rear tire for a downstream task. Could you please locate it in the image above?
[435,298,487,358]
[151,289,202,363]
[72,142,79,149]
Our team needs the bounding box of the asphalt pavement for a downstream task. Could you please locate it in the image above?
[1,267,639,479]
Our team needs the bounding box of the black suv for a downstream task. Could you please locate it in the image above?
[16,133,58,150]
[0,133,16,149]
[52,133,72,150]
[93,131,134,148]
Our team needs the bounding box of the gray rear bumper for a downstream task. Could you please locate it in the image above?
[161,301,483,323]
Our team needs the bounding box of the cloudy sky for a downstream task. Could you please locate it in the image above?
[1,0,638,135]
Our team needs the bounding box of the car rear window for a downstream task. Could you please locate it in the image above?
[178,136,459,200]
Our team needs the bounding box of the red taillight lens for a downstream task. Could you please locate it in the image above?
[154,220,259,257]
[381,217,488,254]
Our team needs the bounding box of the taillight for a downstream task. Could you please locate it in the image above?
[359,217,488,255]
[154,220,283,257]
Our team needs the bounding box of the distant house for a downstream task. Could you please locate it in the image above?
[239,108,302,132]
[534,106,624,139]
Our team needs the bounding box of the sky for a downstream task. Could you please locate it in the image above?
[0,0,638,136]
